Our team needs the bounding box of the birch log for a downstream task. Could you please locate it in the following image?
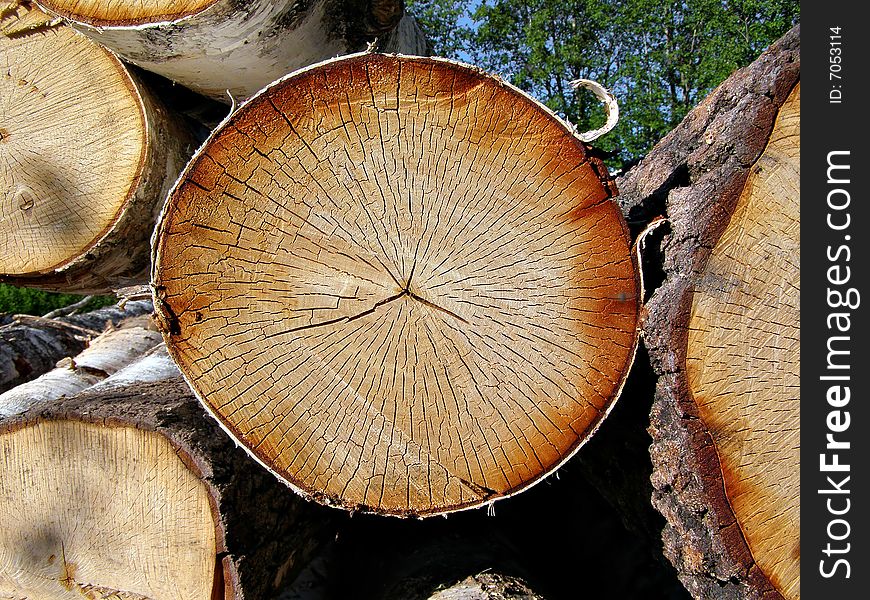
[0,299,153,392]
[0,325,162,417]
[617,25,800,600]
[152,53,640,516]
[35,0,413,102]
[0,344,332,599]
[0,3,195,293]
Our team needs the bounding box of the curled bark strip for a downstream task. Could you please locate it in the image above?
[569,78,619,142]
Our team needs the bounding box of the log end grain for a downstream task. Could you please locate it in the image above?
[0,353,333,600]
[1,4,145,277]
[0,419,218,599]
[153,53,640,517]
[684,83,799,598]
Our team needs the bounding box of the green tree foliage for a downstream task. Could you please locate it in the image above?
[0,284,115,317]
[404,0,473,57]
[406,0,799,168]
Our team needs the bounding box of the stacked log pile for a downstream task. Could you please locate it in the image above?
[1,2,800,596]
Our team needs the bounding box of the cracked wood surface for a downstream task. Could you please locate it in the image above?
[153,53,640,516]
[0,4,194,293]
[621,25,800,600]
[686,83,799,599]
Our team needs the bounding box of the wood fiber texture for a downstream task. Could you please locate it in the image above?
[686,83,799,599]
[617,25,800,600]
[153,54,639,516]
[0,11,144,276]
[0,420,218,600]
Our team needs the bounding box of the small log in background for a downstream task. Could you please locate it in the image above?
[0,2,196,293]
[0,341,335,599]
[0,299,153,392]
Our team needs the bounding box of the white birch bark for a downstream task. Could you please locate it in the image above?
[37,0,410,102]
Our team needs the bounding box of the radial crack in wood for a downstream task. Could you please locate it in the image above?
[152,53,640,516]
[0,4,194,293]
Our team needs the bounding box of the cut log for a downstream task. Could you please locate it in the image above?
[0,299,153,393]
[34,0,419,102]
[0,3,195,294]
[152,53,640,516]
[617,25,800,600]
[0,343,333,599]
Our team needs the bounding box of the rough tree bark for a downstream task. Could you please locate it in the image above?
[426,574,545,600]
[0,3,196,293]
[616,25,800,600]
[35,1,421,102]
[0,299,153,393]
[152,53,640,516]
[0,342,333,599]
[378,13,430,56]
